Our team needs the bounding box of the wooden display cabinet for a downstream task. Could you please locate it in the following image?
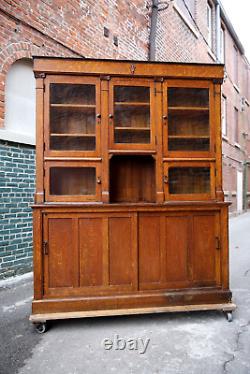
[30,58,235,332]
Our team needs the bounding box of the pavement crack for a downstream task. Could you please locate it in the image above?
[223,353,235,373]
[223,320,250,373]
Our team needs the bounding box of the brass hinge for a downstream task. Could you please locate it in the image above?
[215,236,221,250]
[43,241,49,255]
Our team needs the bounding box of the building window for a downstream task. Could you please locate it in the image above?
[207,2,213,49]
[234,46,239,86]
[220,26,225,63]
[222,95,227,136]
[234,107,239,143]
[5,59,35,138]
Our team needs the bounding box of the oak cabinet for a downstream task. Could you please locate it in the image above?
[31,58,235,326]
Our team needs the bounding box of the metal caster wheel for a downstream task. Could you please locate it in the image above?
[225,312,233,322]
[34,322,48,334]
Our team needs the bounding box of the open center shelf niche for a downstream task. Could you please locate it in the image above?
[31,58,235,328]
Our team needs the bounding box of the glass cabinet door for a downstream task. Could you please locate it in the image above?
[109,80,155,149]
[45,162,102,202]
[45,77,100,156]
[163,82,213,156]
[163,162,215,200]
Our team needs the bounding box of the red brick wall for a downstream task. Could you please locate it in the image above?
[0,0,150,126]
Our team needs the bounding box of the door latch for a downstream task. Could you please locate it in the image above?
[163,175,169,184]
[43,241,49,255]
[215,236,221,250]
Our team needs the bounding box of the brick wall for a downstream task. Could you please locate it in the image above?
[0,140,35,278]
[0,1,150,126]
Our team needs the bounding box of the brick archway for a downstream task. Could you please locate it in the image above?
[0,42,46,127]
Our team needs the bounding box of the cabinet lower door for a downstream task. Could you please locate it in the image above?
[43,214,136,297]
[138,212,221,290]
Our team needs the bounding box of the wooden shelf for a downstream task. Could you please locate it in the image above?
[50,133,95,137]
[114,102,150,106]
[115,127,150,131]
[168,106,209,111]
[168,135,209,139]
[50,104,96,109]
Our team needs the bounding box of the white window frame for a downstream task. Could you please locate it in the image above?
[207,2,213,49]
[221,95,227,136]
[220,26,225,63]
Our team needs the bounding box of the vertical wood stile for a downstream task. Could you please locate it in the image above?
[101,78,110,203]
[35,76,45,203]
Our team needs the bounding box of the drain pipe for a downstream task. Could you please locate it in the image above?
[148,0,159,61]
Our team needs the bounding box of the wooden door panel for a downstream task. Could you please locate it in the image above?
[109,217,133,286]
[139,216,162,287]
[165,216,189,282]
[47,218,78,289]
[192,215,217,285]
[79,218,103,287]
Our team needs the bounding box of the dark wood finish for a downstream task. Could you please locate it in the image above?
[31,58,233,323]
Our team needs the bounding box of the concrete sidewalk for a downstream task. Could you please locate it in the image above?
[0,213,250,374]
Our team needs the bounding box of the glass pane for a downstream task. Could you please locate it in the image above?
[114,86,149,103]
[114,86,150,144]
[50,167,96,195]
[169,167,210,194]
[168,88,209,152]
[50,84,96,151]
[50,84,95,105]
[168,88,209,108]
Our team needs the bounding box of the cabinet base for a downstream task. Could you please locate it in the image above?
[30,303,236,323]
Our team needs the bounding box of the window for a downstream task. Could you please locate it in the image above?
[207,2,213,49]
[5,59,35,139]
[234,46,239,86]
[234,107,239,143]
[222,95,227,136]
[220,26,225,63]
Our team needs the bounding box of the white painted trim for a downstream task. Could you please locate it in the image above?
[173,4,199,39]
[0,272,33,287]
[0,129,35,146]
[233,83,240,93]
[234,142,241,149]
[207,48,217,61]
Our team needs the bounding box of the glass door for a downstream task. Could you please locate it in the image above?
[45,76,101,156]
[163,81,214,157]
[45,161,102,202]
[109,79,155,150]
[163,162,215,201]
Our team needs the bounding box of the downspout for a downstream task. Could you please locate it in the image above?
[243,161,250,210]
[148,0,159,61]
[215,2,221,61]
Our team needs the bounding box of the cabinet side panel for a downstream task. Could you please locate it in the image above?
[48,218,76,288]
[79,218,103,287]
[165,216,189,282]
[139,216,161,284]
[109,217,132,285]
[192,215,216,283]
